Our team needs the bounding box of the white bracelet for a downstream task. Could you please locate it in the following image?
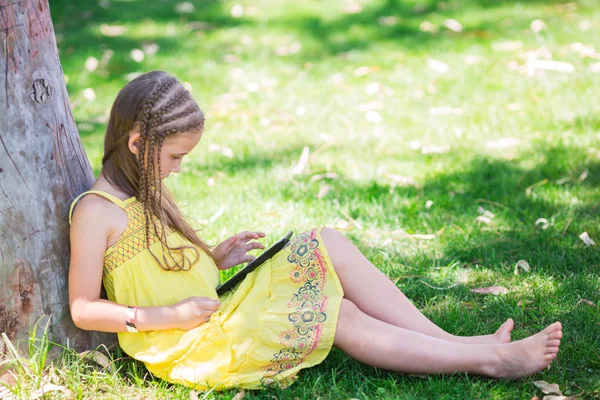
[125,306,139,333]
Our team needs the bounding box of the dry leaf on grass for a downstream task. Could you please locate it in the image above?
[576,299,596,307]
[534,380,562,395]
[317,184,330,199]
[427,58,450,73]
[514,260,530,275]
[0,386,15,400]
[444,18,463,32]
[189,390,199,400]
[30,384,73,400]
[79,350,115,373]
[232,389,246,400]
[291,146,310,175]
[579,232,596,246]
[535,218,550,229]
[475,215,493,225]
[542,396,574,400]
[470,286,509,295]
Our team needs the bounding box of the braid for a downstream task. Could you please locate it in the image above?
[133,74,205,272]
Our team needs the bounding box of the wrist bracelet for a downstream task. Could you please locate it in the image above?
[125,306,139,333]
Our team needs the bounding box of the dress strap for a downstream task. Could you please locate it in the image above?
[68,190,129,225]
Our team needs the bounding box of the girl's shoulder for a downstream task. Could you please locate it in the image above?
[70,191,130,250]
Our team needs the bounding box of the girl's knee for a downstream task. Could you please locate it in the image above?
[321,227,344,243]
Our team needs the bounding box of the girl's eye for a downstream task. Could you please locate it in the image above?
[172,156,182,160]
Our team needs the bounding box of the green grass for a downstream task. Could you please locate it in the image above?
[6,0,600,398]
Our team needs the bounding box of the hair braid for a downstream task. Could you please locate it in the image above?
[101,71,217,273]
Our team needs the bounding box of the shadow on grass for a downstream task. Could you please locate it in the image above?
[50,0,581,95]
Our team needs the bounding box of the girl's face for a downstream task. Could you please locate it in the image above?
[158,131,202,179]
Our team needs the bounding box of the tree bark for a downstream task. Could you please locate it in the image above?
[0,0,115,359]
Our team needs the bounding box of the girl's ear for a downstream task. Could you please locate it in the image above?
[128,131,141,155]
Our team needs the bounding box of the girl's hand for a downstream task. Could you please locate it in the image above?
[213,231,266,270]
[172,297,221,331]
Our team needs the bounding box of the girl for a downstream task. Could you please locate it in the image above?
[68,71,562,391]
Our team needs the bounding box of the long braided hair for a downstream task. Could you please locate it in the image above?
[101,71,217,271]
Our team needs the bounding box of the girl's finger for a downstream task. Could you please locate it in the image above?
[246,255,257,263]
[244,242,264,252]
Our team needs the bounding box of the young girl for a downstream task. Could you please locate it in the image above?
[68,71,562,391]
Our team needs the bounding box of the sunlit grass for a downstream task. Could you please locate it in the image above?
[10,0,598,398]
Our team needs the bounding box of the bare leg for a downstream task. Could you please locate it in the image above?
[334,298,562,378]
[321,228,513,344]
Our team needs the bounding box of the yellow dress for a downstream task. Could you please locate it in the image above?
[69,190,344,391]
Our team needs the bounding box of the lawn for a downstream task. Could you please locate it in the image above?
[7,0,600,398]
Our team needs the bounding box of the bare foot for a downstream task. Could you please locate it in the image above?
[490,322,562,379]
[494,318,514,343]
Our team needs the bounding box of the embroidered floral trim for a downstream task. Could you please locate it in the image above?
[103,202,172,275]
[260,228,330,386]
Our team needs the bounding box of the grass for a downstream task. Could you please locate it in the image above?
[5,0,599,398]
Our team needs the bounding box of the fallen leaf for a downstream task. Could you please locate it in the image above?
[291,146,310,175]
[142,42,160,56]
[378,16,397,26]
[579,20,592,31]
[84,57,99,72]
[578,170,588,182]
[444,18,463,32]
[189,390,199,400]
[365,82,381,95]
[421,145,449,154]
[232,389,246,400]
[486,137,520,150]
[342,2,363,14]
[470,286,509,295]
[29,384,73,400]
[492,40,523,52]
[387,174,416,186]
[0,386,15,400]
[411,234,436,240]
[517,299,533,307]
[79,350,115,373]
[576,299,597,307]
[366,110,383,124]
[514,260,531,275]
[317,184,330,199]
[82,88,96,102]
[534,380,562,395]
[475,215,493,225]
[425,200,434,209]
[100,24,126,37]
[530,19,547,33]
[175,2,195,13]
[527,60,575,75]
[208,144,234,158]
[419,21,438,33]
[542,396,574,400]
[579,232,596,246]
[589,63,600,73]
[427,58,450,73]
[231,4,244,17]
[130,49,145,63]
[535,218,550,229]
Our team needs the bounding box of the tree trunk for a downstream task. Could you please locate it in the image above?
[0,0,115,359]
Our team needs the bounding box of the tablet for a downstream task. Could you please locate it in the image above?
[216,230,294,296]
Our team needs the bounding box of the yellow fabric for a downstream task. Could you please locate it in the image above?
[69,191,344,391]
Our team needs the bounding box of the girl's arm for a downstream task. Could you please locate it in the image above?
[68,196,218,333]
